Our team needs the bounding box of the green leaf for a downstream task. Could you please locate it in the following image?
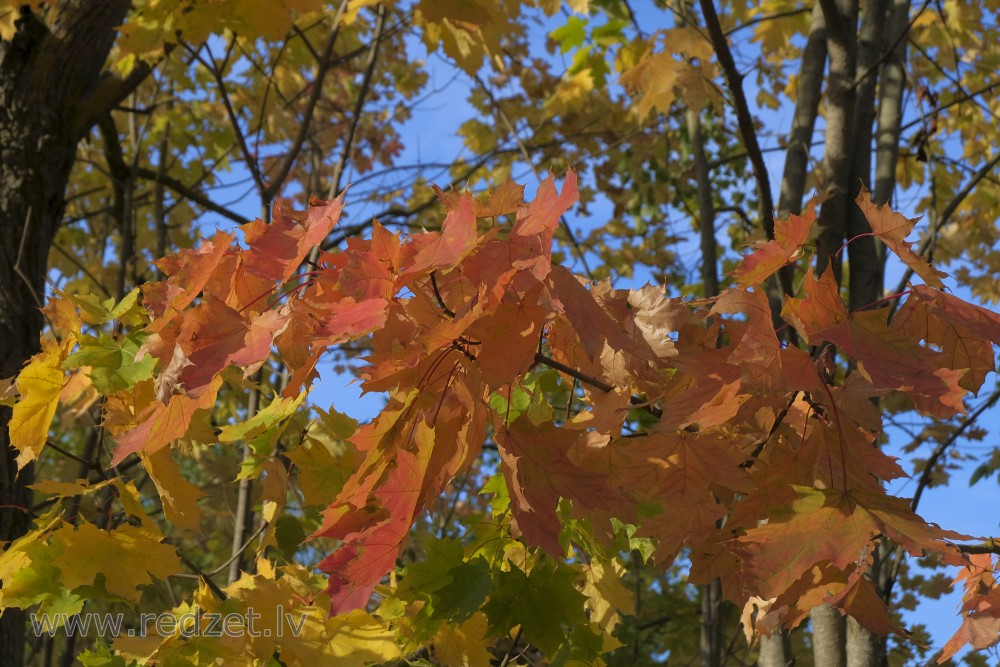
[77,643,128,667]
[488,385,531,422]
[404,538,464,596]
[63,333,156,393]
[481,472,510,516]
[550,624,604,667]
[550,16,587,54]
[71,288,144,326]
[483,559,587,655]
[218,392,305,443]
[432,556,492,621]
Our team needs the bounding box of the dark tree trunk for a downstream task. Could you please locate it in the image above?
[845,0,890,313]
[0,2,136,662]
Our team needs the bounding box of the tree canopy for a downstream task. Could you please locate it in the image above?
[1,1,1000,666]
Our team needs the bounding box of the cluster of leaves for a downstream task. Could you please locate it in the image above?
[3,170,1000,663]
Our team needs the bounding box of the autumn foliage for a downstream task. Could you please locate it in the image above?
[1,169,998,663]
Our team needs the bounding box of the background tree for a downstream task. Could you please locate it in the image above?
[2,1,1000,666]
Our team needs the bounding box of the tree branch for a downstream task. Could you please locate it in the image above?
[134,166,251,225]
[888,151,1000,307]
[326,3,387,199]
[265,0,351,201]
[698,0,776,242]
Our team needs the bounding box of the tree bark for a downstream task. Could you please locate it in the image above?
[777,4,827,218]
[700,577,722,667]
[0,2,136,662]
[846,617,883,667]
[811,603,847,667]
[688,108,718,299]
[873,0,910,215]
[758,629,791,667]
[815,0,859,280]
[845,0,890,312]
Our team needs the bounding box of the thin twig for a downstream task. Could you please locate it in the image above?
[15,207,44,309]
[134,166,250,226]
[266,0,351,201]
[178,554,228,601]
[499,628,524,667]
[725,7,809,36]
[327,3,387,199]
[888,151,1000,308]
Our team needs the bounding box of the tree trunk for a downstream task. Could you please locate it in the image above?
[873,0,910,211]
[845,0,890,312]
[815,0,859,279]
[758,630,791,667]
[0,3,135,662]
[811,603,847,667]
[777,4,827,218]
[757,11,829,667]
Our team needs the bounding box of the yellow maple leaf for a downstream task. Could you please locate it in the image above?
[50,522,181,603]
[10,338,72,468]
[142,447,205,531]
[433,612,493,667]
[580,558,635,634]
[30,478,115,498]
[619,29,722,120]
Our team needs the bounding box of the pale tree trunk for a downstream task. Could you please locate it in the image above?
[873,0,911,208]
[688,103,721,663]
[811,603,847,667]
[777,4,828,218]
[0,2,144,662]
[867,4,912,667]
[760,9,827,667]
[758,630,791,667]
[810,0,857,659]
[701,577,723,667]
[815,0,859,278]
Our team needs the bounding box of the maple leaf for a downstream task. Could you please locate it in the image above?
[242,195,345,282]
[142,448,205,531]
[433,613,493,667]
[111,375,222,464]
[581,558,635,633]
[482,559,588,655]
[403,193,479,276]
[734,486,970,602]
[10,338,71,468]
[855,186,947,288]
[549,266,643,362]
[731,208,814,286]
[782,268,967,418]
[938,554,1000,661]
[467,283,551,387]
[315,418,437,613]
[893,284,1000,394]
[63,332,156,394]
[144,231,233,317]
[619,29,723,118]
[494,417,628,555]
[473,177,525,217]
[334,220,401,301]
[50,522,181,603]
